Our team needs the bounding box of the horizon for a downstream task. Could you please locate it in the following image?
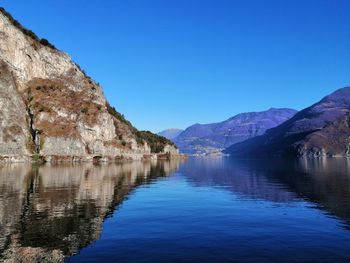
[2,0,349,133]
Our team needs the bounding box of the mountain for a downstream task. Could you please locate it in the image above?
[0,7,178,163]
[174,108,297,154]
[225,87,350,157]
[158,128,183,140]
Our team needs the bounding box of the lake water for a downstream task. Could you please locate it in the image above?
[1,157,350,262]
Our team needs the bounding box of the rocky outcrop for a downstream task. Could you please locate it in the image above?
[225,87,350,157]
[0,60,31,161]
[174,108,297,154]
[0,8,178,162]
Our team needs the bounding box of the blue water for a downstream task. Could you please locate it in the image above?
[1,158,350,262]
[66,157,350,263]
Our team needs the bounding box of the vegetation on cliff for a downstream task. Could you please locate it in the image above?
[106,102,176,153]
[136,131,177,153]
[0,7,56,50]
[106,102,133,127]
[0,7,178,160]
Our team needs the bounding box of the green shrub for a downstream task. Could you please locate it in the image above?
[106,102,133,127]
[39,38,56,49]
[136,131,176,153]
[105,102,177,153]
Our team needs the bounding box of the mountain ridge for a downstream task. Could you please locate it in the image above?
[174,108,297,154]
[225,86,350,157]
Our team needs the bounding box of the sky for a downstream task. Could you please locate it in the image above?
[2,0,350,132]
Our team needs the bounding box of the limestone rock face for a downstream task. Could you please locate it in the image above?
[0,61,30,160]
[163,144,179,155]
[0,8,176,162]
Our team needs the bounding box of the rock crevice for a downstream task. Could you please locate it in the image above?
[26,104,40,154]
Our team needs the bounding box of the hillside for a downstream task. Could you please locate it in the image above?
[225,87,350,157]
[174,108,297,154]
[0,7,177,162]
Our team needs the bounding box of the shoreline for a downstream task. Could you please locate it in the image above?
[0,153,187,164]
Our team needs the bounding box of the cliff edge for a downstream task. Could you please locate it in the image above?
[0,7,178,162]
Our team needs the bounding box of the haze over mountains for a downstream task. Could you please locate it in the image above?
[158,129,183,140]
[169,108,297,154]
[225,87,350,157]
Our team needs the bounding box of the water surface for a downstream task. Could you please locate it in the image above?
[1,157,350,262]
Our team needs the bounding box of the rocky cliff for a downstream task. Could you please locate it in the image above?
[0,8,178,162]
[225,87,350,157]
[174,108,297,154]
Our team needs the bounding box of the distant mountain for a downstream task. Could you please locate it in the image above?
[225,87,350,157]
[174,108,297,154]
[158,128,183,140]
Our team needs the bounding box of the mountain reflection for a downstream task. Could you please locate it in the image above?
[0,160,180,262]
[181,157,298,202]
[181,157,350,228]
[2,157,350,262]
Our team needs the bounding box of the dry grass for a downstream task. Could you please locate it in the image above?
[22,78,104,138]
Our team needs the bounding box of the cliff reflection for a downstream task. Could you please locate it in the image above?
[0,160,181,262]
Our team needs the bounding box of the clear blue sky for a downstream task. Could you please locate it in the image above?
[2,0,350,132]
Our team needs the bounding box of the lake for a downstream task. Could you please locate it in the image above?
[1,157,350,262]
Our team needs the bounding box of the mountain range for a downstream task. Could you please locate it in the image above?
[225,87,350,157]
[171,108,297,154]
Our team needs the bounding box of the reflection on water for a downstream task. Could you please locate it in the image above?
[0,160,181,262]
[183,157,350,228]
[1,157,350,262]
[181,157,298,202]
